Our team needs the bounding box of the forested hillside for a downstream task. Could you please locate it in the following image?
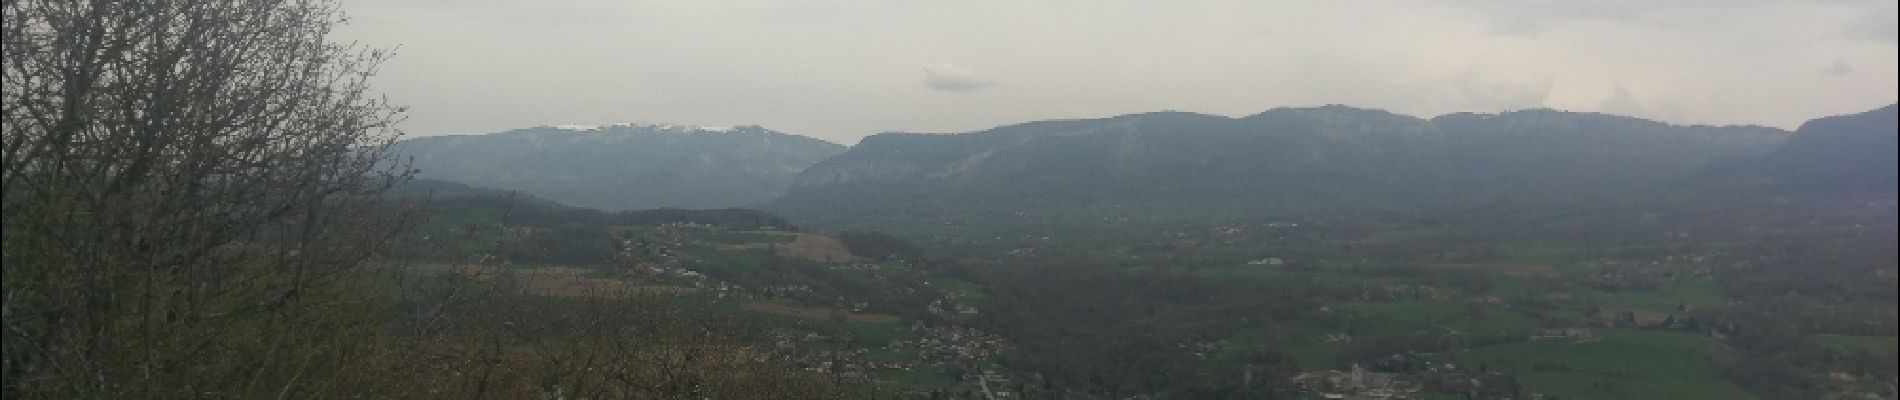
[772,106,1788,229]
[394,124,844,210]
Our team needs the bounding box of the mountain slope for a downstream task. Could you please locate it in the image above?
[771,106,1788,224]
[1749,104,1897,195]
[392,124,844,210]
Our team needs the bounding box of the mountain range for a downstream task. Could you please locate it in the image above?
[768,106,1827,224]
[389,123,844,210]
[389,105,1895,228]
[1710,104,1898,196]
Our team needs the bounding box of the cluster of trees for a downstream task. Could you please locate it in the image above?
[1695,233,1899,398]
[378,271,854,399]
[385,193,806,266]
[969,262,1318,397]
[905,174,1896,398]
[414,195,801,231]
[682,247,941,320]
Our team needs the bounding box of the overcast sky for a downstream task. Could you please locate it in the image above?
[334,0,1898,144]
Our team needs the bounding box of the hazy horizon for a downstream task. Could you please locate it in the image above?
[335,0,1898,144]
[7,2,1895,398]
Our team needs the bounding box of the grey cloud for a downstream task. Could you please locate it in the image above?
[332,1,1897,141]
[923,63,995,93]
[1830,61,1855,76]
[1444,74,1552,111]
[1846,4,1898,41]
[1433,0,1896,37]
[1454,1,1647,36]
[1430,0,1666,36]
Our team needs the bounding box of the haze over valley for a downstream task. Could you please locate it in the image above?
[5,1,1895,399]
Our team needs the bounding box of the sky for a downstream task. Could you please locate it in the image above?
[333,0,1899,144]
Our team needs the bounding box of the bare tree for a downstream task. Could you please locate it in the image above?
[2,0,412,397]
[6,3,882,398]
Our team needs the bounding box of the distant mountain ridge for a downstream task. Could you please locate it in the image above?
[387,105,1893,228]
[771,105,1794,222]
[391,123,844,211]
[1694,104,1899,196]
